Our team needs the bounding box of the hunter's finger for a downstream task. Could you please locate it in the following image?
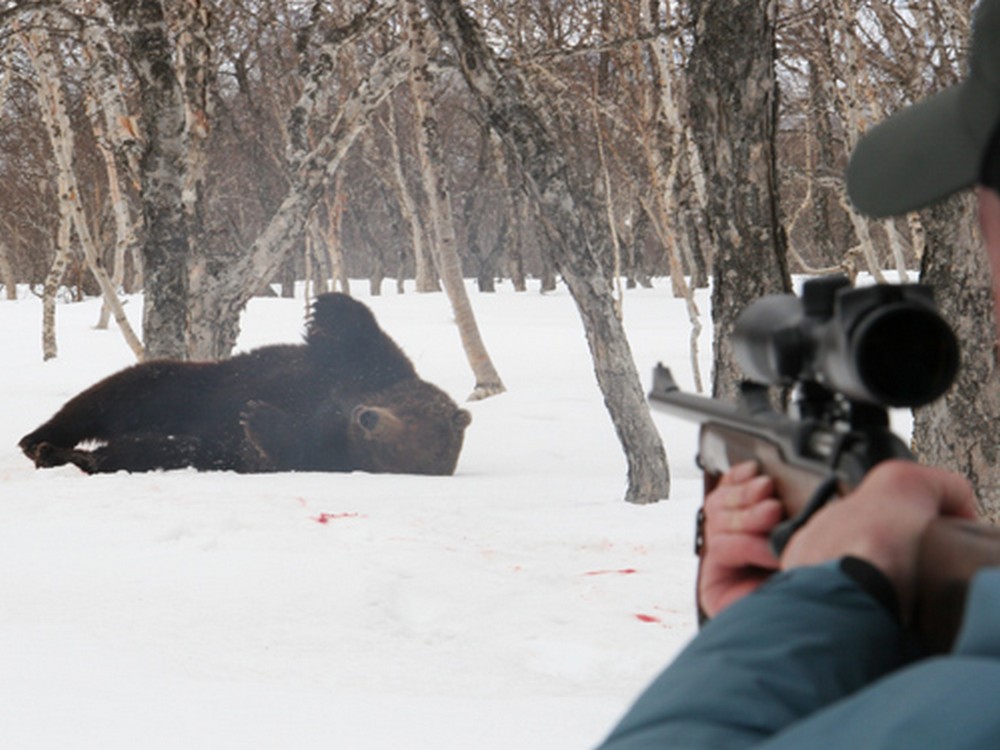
[735,497,784,534]
[706,475,774,517]
[718,460,760,486]
[717,497,783,535]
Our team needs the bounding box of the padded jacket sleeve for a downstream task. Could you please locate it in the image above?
[596,563,910,750]
[754,569,1000,750]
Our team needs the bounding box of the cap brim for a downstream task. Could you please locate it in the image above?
[846,85,982,218]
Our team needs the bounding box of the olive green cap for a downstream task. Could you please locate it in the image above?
[846,0,1000,217]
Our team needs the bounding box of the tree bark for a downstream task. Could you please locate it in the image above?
[405,0,504,400]
[381,101,439,292]
[80,17,141,329]
[41,211,73,361]
[322,180,351,294]
[22,20,144,361]
[106,0,191,360]
[687,0,791,401]
[425,0,669,503]
[915,195,1000,522]
[639,0,700,297]
[0,239,16,300]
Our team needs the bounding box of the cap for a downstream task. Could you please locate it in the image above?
[846,0,1000,218]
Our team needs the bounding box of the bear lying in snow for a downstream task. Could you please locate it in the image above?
[19,293,472,475]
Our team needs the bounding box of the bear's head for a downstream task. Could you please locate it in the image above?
[346,380,472,475]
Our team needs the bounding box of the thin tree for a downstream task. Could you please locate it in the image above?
[403,0,504,400]
[21,18,143,360]
[0,238,15,299]
[425,0,669,504]
[78,7,142,329]
[379,99,439,292]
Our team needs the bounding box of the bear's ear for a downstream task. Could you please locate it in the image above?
[454,409,472,429]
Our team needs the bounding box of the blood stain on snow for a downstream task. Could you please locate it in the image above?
[313,512,366,524]
[634,613,662,624]
[583,568,638,576]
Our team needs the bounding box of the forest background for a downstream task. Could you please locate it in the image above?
[1,0,999,517]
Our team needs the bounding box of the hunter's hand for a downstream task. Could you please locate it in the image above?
[698,461,783,619]
[781,460,978,619]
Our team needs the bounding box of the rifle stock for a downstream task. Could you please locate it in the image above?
[915,520,1000,653]
[650,363,1000,653]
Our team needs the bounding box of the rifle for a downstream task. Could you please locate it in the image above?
[649,275,1000,653]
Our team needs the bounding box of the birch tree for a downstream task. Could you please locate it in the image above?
[106,0,191,359]
[0,240,14,299]
[0,46,17,300]
[425,0,669,504]
[41,211,72,360]
[21,18,143,360]
[378,99,439,292]
[403,0,504,400]
[78,5,142,329]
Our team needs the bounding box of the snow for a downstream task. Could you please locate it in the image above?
[0,281,741,748]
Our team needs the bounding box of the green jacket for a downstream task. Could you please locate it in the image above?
[598,563,1000,749]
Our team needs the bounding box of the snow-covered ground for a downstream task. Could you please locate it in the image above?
[0,277,901,749]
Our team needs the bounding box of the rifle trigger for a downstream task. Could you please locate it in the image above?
[769,475,840,557]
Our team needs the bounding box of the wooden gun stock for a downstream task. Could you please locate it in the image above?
[915,519,1000,653]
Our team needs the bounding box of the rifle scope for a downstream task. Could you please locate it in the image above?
[732,275,959,408]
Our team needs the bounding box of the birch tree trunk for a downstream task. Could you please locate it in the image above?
[404,0,504,400]
[0,240,15,300]
[22,22,144,361]
[41,211,73,361]
[176,0,224,360]
[491,133,528,292]
[106,0,191,360]
[636,1,705,390]
[381,101,439,292]
[815,0,886,281]
[82,0,143,280]
[425,0,669,503]
[639,0,701,295]
[176,0,211,225]
[80,21,141,329]
[687,0,791,401]
[322,181,350,294]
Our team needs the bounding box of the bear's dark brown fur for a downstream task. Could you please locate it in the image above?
[19,293,471,475]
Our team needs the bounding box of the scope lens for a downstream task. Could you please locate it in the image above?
[853,304,960,407]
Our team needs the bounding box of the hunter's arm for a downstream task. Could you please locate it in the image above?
[597,563,910,750]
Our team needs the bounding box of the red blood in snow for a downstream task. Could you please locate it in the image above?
[583,568,638,576]
[635,613,661,624]
[314,512,363,524]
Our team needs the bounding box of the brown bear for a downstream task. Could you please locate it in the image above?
[19,293,472,475]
